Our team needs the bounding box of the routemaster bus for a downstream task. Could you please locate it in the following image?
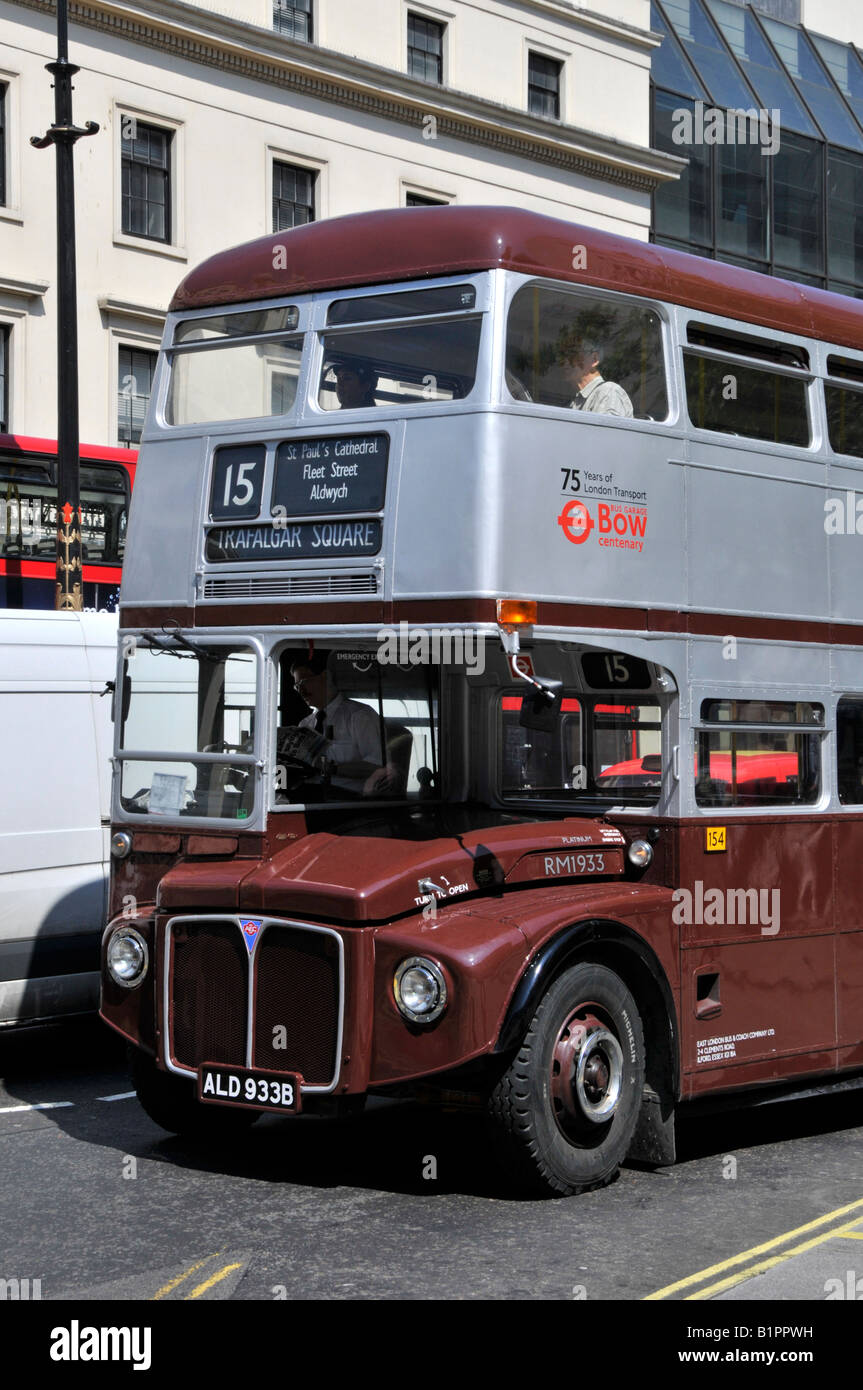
[0,433,136,610]
[101,205,863,1196]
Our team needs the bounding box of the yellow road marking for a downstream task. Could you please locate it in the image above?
[152,1256,217,1301]
[687,1216,863,1300]
[185,1261,243,1300]
[836,1231,863,1239]
[645,1197,863,1300]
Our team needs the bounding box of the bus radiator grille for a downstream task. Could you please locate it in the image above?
[252,927,341,1086]
[169,920,248,1070]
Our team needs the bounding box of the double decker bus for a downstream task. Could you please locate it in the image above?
[0,433,136,610]
[101,206,863,1196]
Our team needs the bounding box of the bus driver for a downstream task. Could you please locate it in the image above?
[559,338,633,418]
[280,651,400,796]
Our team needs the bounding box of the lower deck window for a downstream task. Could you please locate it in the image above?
[500,694,662,802]
[695,699,822,808]
[119,641,257,821]
[837,697,863,804]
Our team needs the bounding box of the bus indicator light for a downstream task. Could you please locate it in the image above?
[706,827,726,853]
[497,600,537,627]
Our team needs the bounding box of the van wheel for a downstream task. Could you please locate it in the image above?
[487,963,644,1196]
[130,1050,259,1138]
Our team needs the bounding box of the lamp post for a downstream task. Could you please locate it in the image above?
[31,0,98,611]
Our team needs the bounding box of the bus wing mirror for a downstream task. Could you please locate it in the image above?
[519,678,563,732]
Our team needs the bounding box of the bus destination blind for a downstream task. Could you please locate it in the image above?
[272,433,388,515]
[206,518,382,561]
[206,432,387,562]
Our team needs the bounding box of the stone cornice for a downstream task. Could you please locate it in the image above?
[0,273,49,299]
[515,1,663,51]
[8,0,683,192]
[98,294,166,324]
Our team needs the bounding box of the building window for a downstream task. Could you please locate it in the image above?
[273,161,316,231]
[406,192,446,206]
[651,1,863,296]
[273,0,312,42]
[121,121,171,243]
[0,84,6,207]
[408,13,444,84]
[0,326,8,431]
[528,52,562,120]
[118,346,156,446]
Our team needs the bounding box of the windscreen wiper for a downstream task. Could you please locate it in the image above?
[138,623,221,662]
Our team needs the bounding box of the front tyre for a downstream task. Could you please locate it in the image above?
[131,1049,259,1139]
[487,962,644,1196]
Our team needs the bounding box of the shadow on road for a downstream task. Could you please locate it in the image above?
[3,1017,862,1199]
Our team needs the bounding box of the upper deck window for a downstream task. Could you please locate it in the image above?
[328,285,476,325]
[166,335,303,426]
[825,354,863,459]
[318,315,481,410]
[683,322,811,446]
[505,284,668,420]
[175,308,299,342]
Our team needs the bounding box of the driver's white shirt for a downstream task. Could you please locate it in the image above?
[299,692,384,794]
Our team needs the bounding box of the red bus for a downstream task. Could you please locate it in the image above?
[0,433,137,610]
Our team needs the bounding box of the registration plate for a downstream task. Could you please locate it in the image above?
[198,1063,302,1114]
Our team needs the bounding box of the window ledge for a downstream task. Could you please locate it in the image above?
[99,295,167,327]
[0,273,49,300]
[113,232,187,262]
[0,206,24,227]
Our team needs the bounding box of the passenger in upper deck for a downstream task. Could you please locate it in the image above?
[558,337,633,418]
[330,357,378,409]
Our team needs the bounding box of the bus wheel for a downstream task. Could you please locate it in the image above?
[130,1050,259,1139]
[487,962,644,1196]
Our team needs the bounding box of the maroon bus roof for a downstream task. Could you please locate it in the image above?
[170,205,863,351]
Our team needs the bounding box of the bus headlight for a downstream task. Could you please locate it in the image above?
[394,957,448,1024]
[627,838,653,868]
[106,928,149,988]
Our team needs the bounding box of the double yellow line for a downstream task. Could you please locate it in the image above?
[646,1196,863,1300]
[153,1254,244,1301]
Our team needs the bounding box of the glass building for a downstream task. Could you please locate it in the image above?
[651,0,863,296]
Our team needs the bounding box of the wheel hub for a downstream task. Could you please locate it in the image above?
[550,1007,624,1135]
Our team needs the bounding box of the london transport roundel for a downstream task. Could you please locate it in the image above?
[557,499,594,544]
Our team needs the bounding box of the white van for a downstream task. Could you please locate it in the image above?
[0,610,117,1024]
